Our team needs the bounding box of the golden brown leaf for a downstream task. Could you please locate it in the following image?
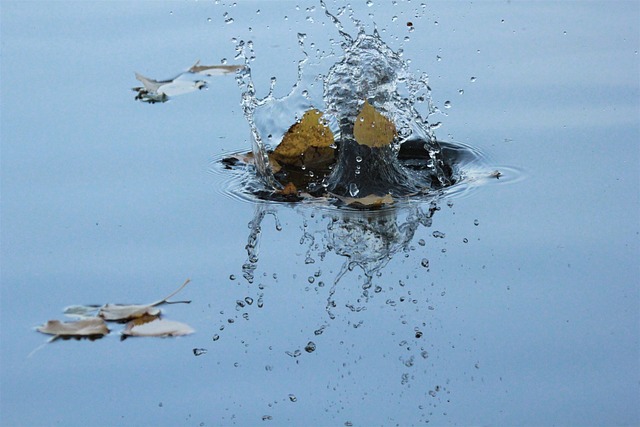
[353,101,397,148]
[278,182,299,196]
[271,109,335,167]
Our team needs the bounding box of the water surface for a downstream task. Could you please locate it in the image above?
[1,1,639,426]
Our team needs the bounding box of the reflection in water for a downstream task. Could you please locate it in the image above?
[242,200,439,306]
[220,196,462,422]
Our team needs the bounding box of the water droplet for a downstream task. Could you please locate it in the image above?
[193,348,208,356]
[392,16,398,22]
[428,390,437,397]
[308,276,315,284]
[265,365,273,371]
[458,89,464,95]
[473,219,479,226]
[432,230,445,238]
[262,415,273,421]
[212,334,220,341]
[355,156,363,163]
[348,183,360,197]
[421,258,429,268]
[245,297,254,305]
[444,101,451,109]
[229,274,236,281]
[207,17,212,22]
[415,330,423,338]
[305,341,316,353]
[288,394,297,402]
[418,238,426,246]
[470,76,477,82]
[463,238,468,243]
[366,0,373,6]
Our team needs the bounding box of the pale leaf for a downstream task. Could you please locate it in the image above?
[98,304,161,321]
[98,278,191,322]
[353,101,397,148]
[37,318,110,339]
[63,304,101,319]
[122,317,195,338]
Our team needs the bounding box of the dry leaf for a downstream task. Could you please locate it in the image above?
[271,109,335,168]
[278,182,299,196]
[98,278,191,322]
[121,316,195,338]
[37,318,110,339]
[336,193,395,208]
[353,101,397,148]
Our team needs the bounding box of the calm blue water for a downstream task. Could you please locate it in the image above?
[2,1,639,426]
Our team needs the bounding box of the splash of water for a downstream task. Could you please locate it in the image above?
[233,5,452,200]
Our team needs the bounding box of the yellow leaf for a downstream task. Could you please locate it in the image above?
[271,109,335,167]
[353,101,397,148]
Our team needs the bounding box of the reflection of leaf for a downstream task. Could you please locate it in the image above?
[37,318,109,340]
[121,316,195,339]
[98,278,191,321]
[271,109,335,168]
[353,101,397,148]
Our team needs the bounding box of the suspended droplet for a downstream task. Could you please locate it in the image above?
[349,183,360,197]
[193,348,208,356]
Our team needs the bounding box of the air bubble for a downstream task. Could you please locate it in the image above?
[470,76,477,82]
[458,89,464,95]
[212,334,220,341]
[305,341,316,353]
[366,0,373,6]
[474,219,479,226]
[444,101,451,109]
[421,258,429,268]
